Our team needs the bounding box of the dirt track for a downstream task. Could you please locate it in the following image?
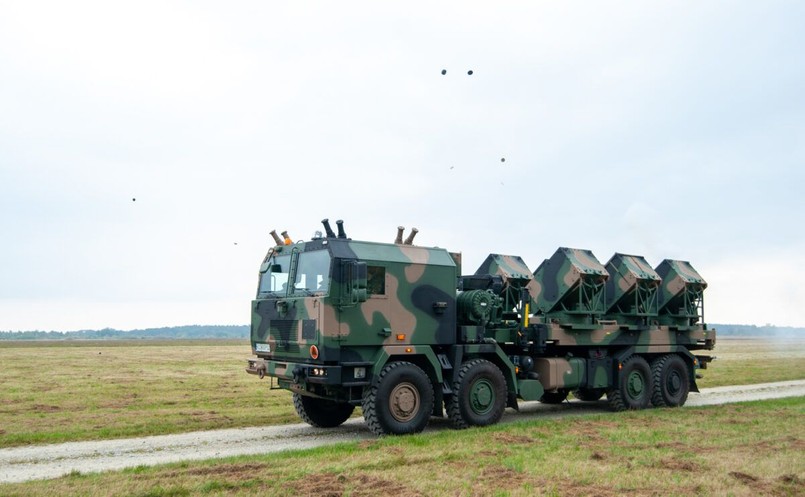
[1,380,803,484]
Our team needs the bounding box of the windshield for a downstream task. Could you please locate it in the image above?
[294,249,331,294]
[257,250,331,297]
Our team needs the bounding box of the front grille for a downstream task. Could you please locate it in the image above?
[270,320,297,343]
[302,319,316,340]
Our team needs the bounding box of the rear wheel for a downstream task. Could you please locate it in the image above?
[447,359,507,429]
[539,389,569,404]
[607,355,652,411]
[293,393,354,428]
[362,361,434,436]
[650,354,690,407]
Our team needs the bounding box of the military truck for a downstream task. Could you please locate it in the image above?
[246,220,715,435]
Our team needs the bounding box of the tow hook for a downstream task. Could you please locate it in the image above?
[246,360,268,379]
[292,365,305,384]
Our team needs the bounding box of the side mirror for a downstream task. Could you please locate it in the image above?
[259,263,283,274]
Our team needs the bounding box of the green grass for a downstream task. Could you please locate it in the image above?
[1,397,802,496]
[0,340,297,448]
[0,337,802,448]
[697,337,805,387]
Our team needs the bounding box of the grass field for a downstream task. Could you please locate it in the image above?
[0,337,803,449]
[0,340,294,448]
[698,337,805,387]
[1,397,802,496]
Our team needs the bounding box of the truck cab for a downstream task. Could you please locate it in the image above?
[247,223,459,432]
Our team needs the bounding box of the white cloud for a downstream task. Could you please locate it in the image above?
[1,1,803,329]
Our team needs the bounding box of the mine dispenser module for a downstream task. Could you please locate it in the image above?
[247,220,715,435]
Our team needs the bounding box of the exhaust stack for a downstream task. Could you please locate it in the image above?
[336,220,347,239]
[394,226,405,244]
[269,230,283,246]
[321,218,336,238]
[403,227,419,245]
[281,231,292,245]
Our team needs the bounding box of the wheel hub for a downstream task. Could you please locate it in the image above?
[627,371,645,398]
[668,372,681,393]
[470,379,494,414]
[389,382,420,422]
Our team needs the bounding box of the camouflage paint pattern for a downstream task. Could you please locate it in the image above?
[532,248,608,321]
[655,259,707,327]
[247,223,715,421]
[604,253,661,321]
[251,237,457,364]
[470,253,540,319]
[533,358,586,390]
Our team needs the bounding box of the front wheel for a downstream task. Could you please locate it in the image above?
[293,393,355,428]
[607,355,652,411]
[362,361,434,436]
[447,359,507,429]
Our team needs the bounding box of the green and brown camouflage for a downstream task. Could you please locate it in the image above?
[655,259,707,329]
[248,221,457,405]
[603,253,661,325]
[246,220,716,435]
[531,247,609,326]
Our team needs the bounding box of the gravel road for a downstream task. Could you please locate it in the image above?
[2,380,803,484]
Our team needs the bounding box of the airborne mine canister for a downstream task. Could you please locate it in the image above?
[246,220,715,435]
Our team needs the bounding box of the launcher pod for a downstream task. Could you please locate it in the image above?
[604,253,661,326]
[247,221,715,435]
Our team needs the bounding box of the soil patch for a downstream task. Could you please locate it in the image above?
[290,472,423,497]
[729,471,758,484]
[657,457,697,472]
[492,433,534,445]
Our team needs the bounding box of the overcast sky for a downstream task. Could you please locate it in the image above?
[1,1,803,331]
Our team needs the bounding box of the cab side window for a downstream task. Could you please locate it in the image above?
[367,266,386,295]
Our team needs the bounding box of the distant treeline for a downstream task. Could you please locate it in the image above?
[708,324,804,337]
[0,325,249,340]
[1,323,803,340]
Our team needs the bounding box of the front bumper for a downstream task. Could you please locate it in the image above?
[246,358,269,378]
[246,357,371,387]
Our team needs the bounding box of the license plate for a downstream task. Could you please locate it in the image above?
[255,342,271,353]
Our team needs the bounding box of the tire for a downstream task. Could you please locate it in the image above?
[293,393,355,428]
[362,361,434,436]
[572,388,605,402]
[650,354,690,407]
[539,389,569,404]
[446,359,507,429]
[607,355,652,411]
